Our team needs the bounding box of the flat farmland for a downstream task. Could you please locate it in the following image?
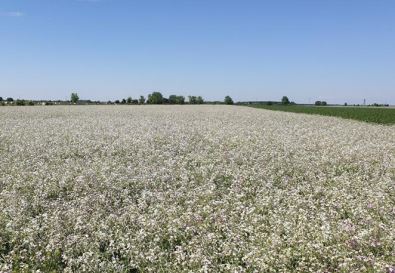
[248,105,395,125]
[0,106,394,272]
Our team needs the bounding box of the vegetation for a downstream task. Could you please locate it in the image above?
[315,101,327,106]
[281,96,290,105]
[188,96,204,104]
[249,104,395,124]
[139,96,146,104]
[147,92,164,104]
[70,93,79,104]
[169,95,185,104]
[224,96,234,105]
[0,106,393,272]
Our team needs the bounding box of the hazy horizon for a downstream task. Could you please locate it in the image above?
[1,0,395,104]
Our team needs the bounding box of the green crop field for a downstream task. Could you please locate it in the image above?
[248,105,395,125]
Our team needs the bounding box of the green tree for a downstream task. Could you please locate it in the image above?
[6,97,13,102]
[224,96,234,105]
[188,96,197,104]
[127,97,133,104]
[121,98,126,104]
[71,93,79,104]
[196,96,204,104]
[147,92,163,104]
[176,96,185,104]
[16,99,26,106]
[315,101,322,106]
[169,95,177,104]
[0,97,3,102]
[281,96,290,105]
[139,96,146,104]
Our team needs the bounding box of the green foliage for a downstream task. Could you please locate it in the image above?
[169,95,177,104]
[147,92,164,104]
[139,96,146,104]
[188,96,197,104]
[281,96,290,105]
[6,97,13,102]
[70,93,79,104]
[0,97,2,102]
[127,97,133,104]
[224,96,234,105]
[169,95,185,104]
[176,96,185,104]
[250,104,395,124]
[16,99,26,106]
[196,96,204,104]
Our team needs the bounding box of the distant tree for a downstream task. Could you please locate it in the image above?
[107,101,112,104]
[344,102,348,106]
[6,97,13,102]
[16,99,26,106]
[121,99,127,104]
[147,92,164,104]
[115,100,120,104]
[281,96,290,105]
[27,100,34,106]
[71,93,79,104]
[196,96,204,104]
[139,96,146,104]
[267,101,273,105]
[0,97,2,102]
[127,97,133,104]
[315,101,322,106]
[321,101,327,106]
[188,96,197,104]
[176,96,185,104]
[224,96,234,105]
[169,95,177,104]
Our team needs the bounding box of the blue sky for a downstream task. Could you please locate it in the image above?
[1,0,394,104]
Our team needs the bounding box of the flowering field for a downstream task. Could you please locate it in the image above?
[0,105,394,273]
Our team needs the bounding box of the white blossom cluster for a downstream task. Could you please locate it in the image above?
[0,105,394,273]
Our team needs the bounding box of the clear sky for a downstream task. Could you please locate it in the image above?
[1,0,394,104]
